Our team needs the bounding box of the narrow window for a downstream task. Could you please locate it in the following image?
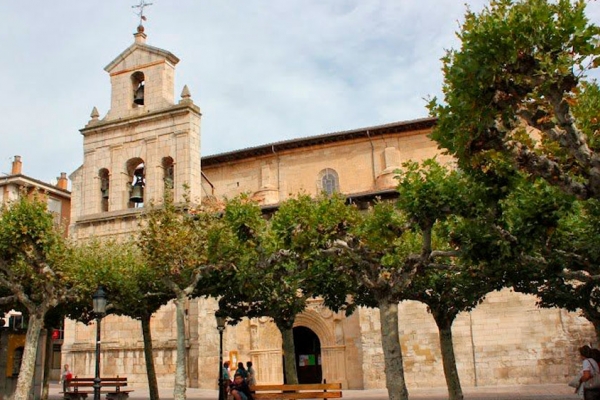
[99,168,110,212]
[162,157,175,201]
[47,197,62,226]
[131,71,145,107]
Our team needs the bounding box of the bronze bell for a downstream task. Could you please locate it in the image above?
[134,84,145,105]
[101,188,109,199]
[130,178,144,203]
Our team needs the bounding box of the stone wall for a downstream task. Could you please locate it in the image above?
[359,288,594,389]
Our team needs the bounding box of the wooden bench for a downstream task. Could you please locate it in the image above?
[61,376,133,400]
[250,383,342,399]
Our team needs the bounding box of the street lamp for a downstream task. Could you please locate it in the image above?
[92,286,107,400]
[216,314,226,400]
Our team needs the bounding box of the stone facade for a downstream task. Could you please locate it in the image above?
[63,27,595,391]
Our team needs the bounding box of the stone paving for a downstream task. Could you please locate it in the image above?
[47,382,580,400]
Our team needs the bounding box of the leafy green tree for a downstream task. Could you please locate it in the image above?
[327,159,502,400]
[429,0,600,201]
[0,196,80,400]
[68,239,172,400]
[428,0,600,341]
[215,194,350,384]
[403,259,503,400]
[138,194,225,400]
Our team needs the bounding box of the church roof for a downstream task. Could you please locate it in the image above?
[201,117,436,167]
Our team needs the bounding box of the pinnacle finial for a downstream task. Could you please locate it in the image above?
[91,107,100,119]
[181,85,191,99]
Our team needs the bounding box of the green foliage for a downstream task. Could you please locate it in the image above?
[429,0,600,200]
[428,0,600,337]
[0,195,75,308]
[572,81,600,151]
[66,238,171,323]
[215,193,353,329]
[138,193,225,291]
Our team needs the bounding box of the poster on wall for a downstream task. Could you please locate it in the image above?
[299,355,309,367]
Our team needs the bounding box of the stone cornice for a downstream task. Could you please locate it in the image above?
[80,103,201,137]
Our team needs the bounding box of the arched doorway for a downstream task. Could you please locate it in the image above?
[293,326,322,384]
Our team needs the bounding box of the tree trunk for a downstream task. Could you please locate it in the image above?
[592,319,600,345]
[437,320,463,400]
[141,314,160,400]
[173,292,188,400]
[378,298,408,400]
[12,311,44,400]
[41,328,53,400]
[281,327,299,384]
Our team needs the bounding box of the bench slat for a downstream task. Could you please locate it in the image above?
[250,383,342,400]
[253,393,341,399]
[251,383,341,391]
[61,391,134,394]
[68,377,127,382]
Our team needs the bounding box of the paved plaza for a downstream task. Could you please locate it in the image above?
[47,382,579,400]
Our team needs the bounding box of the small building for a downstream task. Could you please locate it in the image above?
[0,156,71,397]
[1,155,71,236]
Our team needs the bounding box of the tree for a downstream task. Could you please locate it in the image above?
[68,238,172,400]
[429,0,600,199]
[403,260,503,400]
[327,159,502,400]
[428,0,600,339]
[137,194,225,400]
[0,196,79,400]
[215,193,350,384]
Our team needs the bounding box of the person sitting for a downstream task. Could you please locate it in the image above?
[229,372,254,400]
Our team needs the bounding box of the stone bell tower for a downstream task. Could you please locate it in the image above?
[70,25,202,240]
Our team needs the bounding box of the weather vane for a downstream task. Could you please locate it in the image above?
[132,0,153,25]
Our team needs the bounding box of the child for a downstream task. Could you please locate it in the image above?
[61,364,73,392]
[229,372,254,400]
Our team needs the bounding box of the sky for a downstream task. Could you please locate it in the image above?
[1,1,599,185]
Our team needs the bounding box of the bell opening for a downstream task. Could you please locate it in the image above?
[131,71,145,107]
[134,83,145,106]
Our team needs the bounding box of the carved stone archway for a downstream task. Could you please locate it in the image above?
[294,306,348,388]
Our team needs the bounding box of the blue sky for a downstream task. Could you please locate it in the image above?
[1,1,599,185]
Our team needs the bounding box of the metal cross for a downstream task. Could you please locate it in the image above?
[132,0,153,25]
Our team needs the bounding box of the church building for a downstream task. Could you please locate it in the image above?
[63,25,593,390]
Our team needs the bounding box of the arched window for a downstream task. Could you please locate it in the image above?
[127,158,145,208]
[99,168,110,212]
[317,168,339,195]
[131,71,145,107]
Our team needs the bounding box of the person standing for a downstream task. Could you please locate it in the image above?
[235,362,248,380]
[246,361,256,386]
[222,361,231,383]
[578,345,600,400]
[60,364,73,392]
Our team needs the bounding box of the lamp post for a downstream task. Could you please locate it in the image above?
[92,286,107,400]
[216,314,226,400]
